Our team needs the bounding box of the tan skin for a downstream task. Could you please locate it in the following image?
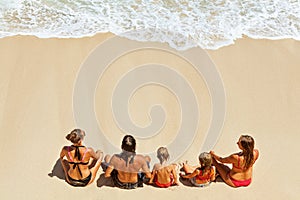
[60,138,103,185]
[149,161,179,186]
[180,161,215,184]
[104,154,151,183]
[210,137,259,187]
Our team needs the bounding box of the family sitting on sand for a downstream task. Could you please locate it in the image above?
[60,129,259,189]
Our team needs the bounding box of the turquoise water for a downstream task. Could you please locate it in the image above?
[0,0,299,50]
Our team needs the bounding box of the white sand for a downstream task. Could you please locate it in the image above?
[0,34,299,200]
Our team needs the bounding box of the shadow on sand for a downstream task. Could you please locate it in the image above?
[48,158,66,180]
[179,177,194,187]
[96,173,115,188]
[179,175,223,187]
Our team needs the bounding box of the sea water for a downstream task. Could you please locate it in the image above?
[0,0,299,50]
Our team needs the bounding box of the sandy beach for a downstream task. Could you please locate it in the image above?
[0,33,299,200]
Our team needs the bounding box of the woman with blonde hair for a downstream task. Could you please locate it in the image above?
[210,135,259,187]
[60,129,103,187]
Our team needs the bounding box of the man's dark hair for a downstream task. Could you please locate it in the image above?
[121,135,136,153]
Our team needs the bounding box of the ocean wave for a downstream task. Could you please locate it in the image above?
[0,0,299,50]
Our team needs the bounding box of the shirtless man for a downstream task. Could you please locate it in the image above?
[104,135,151,189]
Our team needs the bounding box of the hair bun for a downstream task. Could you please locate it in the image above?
[66,129,82,144]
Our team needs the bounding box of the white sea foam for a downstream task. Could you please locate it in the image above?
[0,0,299,50]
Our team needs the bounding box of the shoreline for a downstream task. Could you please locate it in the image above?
[1,33,300,51]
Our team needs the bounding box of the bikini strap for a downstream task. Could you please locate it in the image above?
[68,162,83,177]
[68,146,74,162]
[199,169,203,176]
[68,145,87,177]
[81,147,89,161]
[71,145,85,160]
[197,167,203,176]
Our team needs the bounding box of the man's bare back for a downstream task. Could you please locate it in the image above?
[105,153,151,183]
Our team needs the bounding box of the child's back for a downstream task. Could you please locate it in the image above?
[149,147,178,188]
[180,152,215,187]
[190,166,215,187]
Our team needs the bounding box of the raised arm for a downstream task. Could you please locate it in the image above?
[180,168,199,179]
[210,166,216,181]
[87,147,103,160]
[210,151,236,164]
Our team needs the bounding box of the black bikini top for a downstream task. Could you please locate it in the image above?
[67,145,89,177]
